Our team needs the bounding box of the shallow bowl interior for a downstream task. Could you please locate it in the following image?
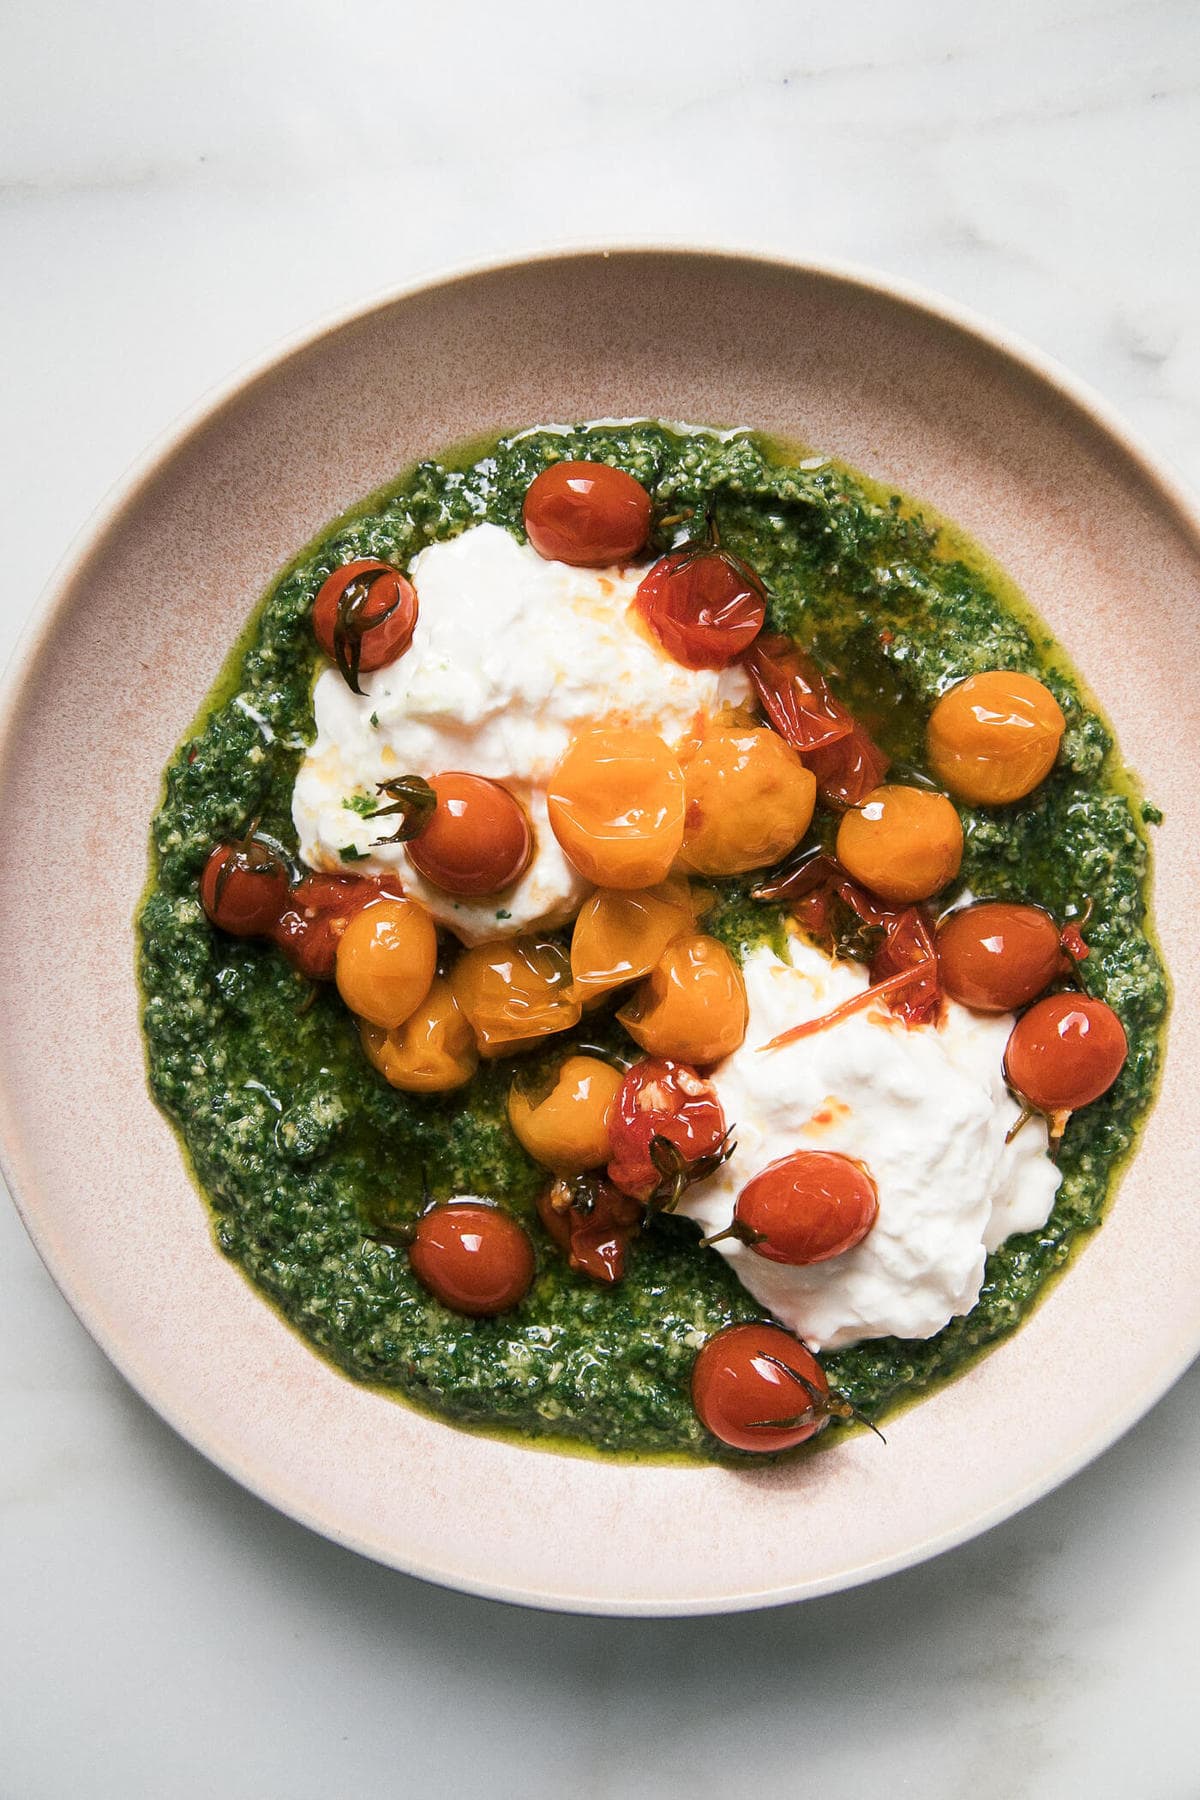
[1,249,1198,1614]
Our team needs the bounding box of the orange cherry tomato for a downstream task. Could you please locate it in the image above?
[200,840,289,937]
[547,729,685,889]
[679,726,816,875]
[617,932,748,1065]
[937,901,1067,1013]
[334,896,437,1030]
[451,936,582,1056]
[536,1175,643,1283]
[312,559,418,692]
[408,1201,535,1317]
[569,881,694,1002]
[633,547,766,669]
[836,784,963,904]
[729,1151,878,1265]
[927,671,1065,806]
[606,1057,729,1204]
[508,1054,624,1175]
[1004,992,1127,1115]
[271,872,384,981]
[405,772,532,898]
[522,461,652,566]
[358,977,478,1093]
[692,1323,838,1453]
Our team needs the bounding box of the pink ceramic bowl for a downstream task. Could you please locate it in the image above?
[1,249,1197,1614]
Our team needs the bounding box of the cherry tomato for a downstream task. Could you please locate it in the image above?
[451,936,582,1056]
[679,726,816,875]
[335,896,437,1029]
[271,872,383,981]
[617,932,748,1065]
[731,1151,878,1265]
[744,635,891,807]
[806,720,892,811]
[408,1201,535,1317]
[927,671,1065,806]
[607,1057,729,1204]
[569,881,694,1002]
[1004,992,1127,1115]
[312,559,418,692]
[358,977,478,1093]
[404,772,532,897]
[200,840,289,937]
[836,784,963,904]
[634,548,766,669]
[508,1054,624,1176]
[692,1323,836,1452]
[547,729,685,889]
[536,1175,643,1283]
[522,461,652,567]
[937,901,1066,1013]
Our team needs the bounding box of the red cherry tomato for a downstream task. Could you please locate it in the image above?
[271,872,387,981]
[731,1151,878,1265]
[199,841,289,937]
[937,901,1067,1013]
[406,772,532,897]
[744,635,889,806]
[408,1202,535,1317]
[1004,992,1127,1115]
[536,1176,643,1284]
[634,549,766,670]
[313,559,418,691]
[692,1323,836,1452]
[607,1058,729,1204]
[523,462,652,567]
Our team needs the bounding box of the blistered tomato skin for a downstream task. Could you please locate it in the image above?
[547,729,685,889]
[508,1055,624,1175]
[271,873,382,981]
[406,772,532,897]
[334,896,438,1030]
[836,784,963,904]
[634,549,766,669]
[1004,992,1128,1114]
[617,933,748,1065]
[408,1202,536,1317]
[734,1151,878,1265]
[691,1323,834,1453]
[937,902,1066,1013]
[312,559,418,686]
[607,1057,729,1203]
[679,727,817,875]
[451,936,581,1056]
[568,882,694,1001]
[358,977,478,1093]
[927,670,1065,806]
[200,842,289,937]
[522,461,653,567]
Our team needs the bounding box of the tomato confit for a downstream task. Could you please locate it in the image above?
[138,421,1167,1462]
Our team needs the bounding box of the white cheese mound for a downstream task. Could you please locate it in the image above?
[679,938,1061,1351]
[292,523,750,942]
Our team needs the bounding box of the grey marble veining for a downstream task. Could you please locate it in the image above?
[2,3,1198,1795]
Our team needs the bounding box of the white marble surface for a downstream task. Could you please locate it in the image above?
[3,2,1199,1794]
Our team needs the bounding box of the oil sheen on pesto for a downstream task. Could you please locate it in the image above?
[138,423,1167,1462]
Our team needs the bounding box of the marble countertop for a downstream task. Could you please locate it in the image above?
[3,3,1198,1795]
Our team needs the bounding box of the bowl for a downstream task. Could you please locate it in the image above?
[1,248,1197,1614]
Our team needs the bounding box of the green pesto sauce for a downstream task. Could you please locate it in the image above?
[138,422,1168,1463]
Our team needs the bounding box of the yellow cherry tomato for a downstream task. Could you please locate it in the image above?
[679,726,817,875]
[507,1054,624,1175]
[927,670,1065,805]
[617,932,748,1065]
[569,880,696,1002]
[335,896,437,1029]
[836,784,963,904]
[358,977,478,1092]
[547,728,685,888]
[451,936,582,1057]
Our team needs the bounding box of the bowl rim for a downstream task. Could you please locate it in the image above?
[2,243,1197,1616]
